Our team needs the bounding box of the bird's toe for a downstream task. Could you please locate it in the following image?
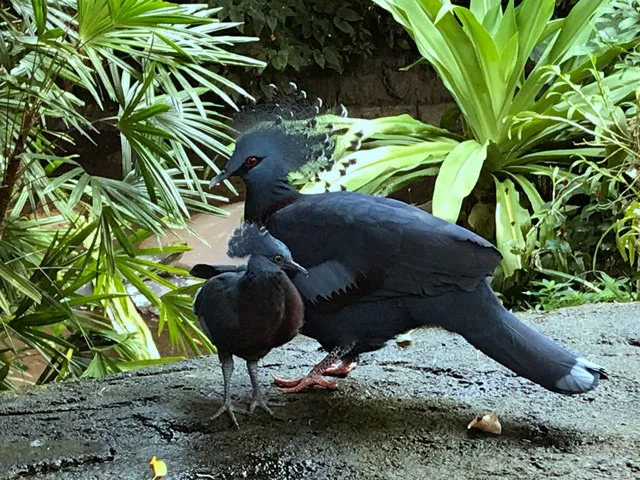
[277,374,338,393]
[210,402,241,429]
[272,375,303,388]
[249,398,275,417]
[324,360,358,378]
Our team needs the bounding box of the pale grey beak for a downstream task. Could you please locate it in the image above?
[209,170,231,189]
[283,259,308,275]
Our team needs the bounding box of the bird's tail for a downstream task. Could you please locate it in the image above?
[409,280,606,394]
[190,264,246,279]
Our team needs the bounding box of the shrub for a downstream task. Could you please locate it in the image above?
[305,0,640,283]
[0,0,262,388]
[210,0,413,99]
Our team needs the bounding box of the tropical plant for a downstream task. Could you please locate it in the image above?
[523,274,637,311]
[0,0,263,388]
[529,70,640,271]
[494,70,640,305]
[303,0,640,279]
[215,0,377,73]
[501,24,640,296]
[494,160,632,306]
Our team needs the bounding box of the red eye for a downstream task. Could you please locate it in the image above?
[245,156,258,167]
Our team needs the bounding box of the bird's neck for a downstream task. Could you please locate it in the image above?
[244,172,299,224]
[241,257,288,308]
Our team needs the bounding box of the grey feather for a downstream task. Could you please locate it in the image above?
[294,260,358,302]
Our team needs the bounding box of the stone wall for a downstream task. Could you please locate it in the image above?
[297,46,452,124]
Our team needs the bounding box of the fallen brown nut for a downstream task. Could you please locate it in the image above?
[467,412,502,435]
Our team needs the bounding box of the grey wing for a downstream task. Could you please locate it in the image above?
[268,191,501,303]
[193,273,241,342]
[293,260,359,301]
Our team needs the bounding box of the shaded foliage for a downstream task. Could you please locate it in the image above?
[0,0,262,388]
[299,0,640,302]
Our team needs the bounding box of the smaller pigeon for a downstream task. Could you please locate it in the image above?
[192,223,306,427]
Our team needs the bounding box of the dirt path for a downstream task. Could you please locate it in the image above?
[1,302,639,480]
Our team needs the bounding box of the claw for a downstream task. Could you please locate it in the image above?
[273,347,353,393]
[249,398,275,417]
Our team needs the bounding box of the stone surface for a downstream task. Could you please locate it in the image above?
[1,302,639,480]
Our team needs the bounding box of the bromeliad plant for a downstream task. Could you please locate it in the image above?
[0,0,263,388]
[304,0,640,278]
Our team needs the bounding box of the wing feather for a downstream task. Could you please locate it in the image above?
[267,191,501,301]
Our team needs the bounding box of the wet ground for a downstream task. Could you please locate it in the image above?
[1,301,639,480]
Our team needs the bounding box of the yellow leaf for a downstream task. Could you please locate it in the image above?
[149,456,168,479]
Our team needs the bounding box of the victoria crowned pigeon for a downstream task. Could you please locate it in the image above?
[203,97,605,395]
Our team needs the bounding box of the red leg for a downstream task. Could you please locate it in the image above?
[273,347,351,393]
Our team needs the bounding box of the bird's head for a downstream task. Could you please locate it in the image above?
[209,97,346,190]
[209,128,309,188]
[227,223,307,275]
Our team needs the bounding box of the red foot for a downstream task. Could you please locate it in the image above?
[324,361,357,378]
[273,374,338,393]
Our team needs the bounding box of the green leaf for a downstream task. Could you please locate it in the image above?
[104,209,136,257]
[337,7,362,22]
[0,265,42,304]
[510,173,543,211]
[322,47,342,72]
[493,177,530,277]
[515,0,554,75]
[544,0,607,65]
[120,64,158,120]
[42,28,65,40]
[432,140,488,222]
[468,201,495,239]
[125,104,172,124]
[453,7,506,125]
[117,357,187,372]
[327,141,455,195]
[313,50,326,68]
[83,353,119,378]
[68,173,91,209]
[271,52,288,70]
[31,0,48,36]
[65,293,130,307]
[333,18,355,35]
[470,0,501,24]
